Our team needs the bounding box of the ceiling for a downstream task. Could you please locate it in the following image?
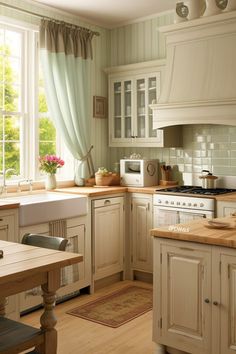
[31,0,176,28]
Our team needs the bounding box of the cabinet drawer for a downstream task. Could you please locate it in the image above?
[93,197,123,209]
[0,215,13,227]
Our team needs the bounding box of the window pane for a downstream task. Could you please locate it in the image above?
[8,57,21,83]
[0,143,2,170]
[5,30,21,58]
[5,142,20,174]
[39,88,48,113]
[39,117,56,141]
[0,29,3,49]
[5,84,20,112]
[5,115,20,140]
[39,142,56,157]
[0,116,2,140]
[0,83,3,110]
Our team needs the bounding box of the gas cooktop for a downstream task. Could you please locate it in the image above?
[156,186,236,196]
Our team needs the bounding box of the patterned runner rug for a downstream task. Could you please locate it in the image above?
[67,285,152,328]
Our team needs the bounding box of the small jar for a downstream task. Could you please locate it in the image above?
[186,0,201,19]
[203,0,221,16]
[174,2,189,23]
[224,0,236,11]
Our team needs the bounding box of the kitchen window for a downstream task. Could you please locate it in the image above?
[0,18,73,182]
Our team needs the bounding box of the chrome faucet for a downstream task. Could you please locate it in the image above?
[0,168,16,195]
[17,179,33,193]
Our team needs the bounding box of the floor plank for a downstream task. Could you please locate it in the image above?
[21,280,154,354]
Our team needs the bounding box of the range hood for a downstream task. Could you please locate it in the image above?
[151,11,236,129]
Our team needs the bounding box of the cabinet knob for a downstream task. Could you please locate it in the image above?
[204,298,210,303]
[213,301,219,306]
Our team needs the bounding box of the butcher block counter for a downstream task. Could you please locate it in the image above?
[55,185,167,196]
[150,215,236,249]
[0,200,19,209]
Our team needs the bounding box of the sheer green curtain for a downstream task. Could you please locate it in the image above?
[39,19,95,183]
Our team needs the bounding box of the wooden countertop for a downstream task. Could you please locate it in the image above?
[55,185,166,196]
[215,192,236,201]
[0,200,20,210]
[150,216,236,248]
[55,186,127,197]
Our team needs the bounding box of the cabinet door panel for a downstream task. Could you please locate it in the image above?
[132,197,152,272]
[160,244,211,354]
[94,201,124,280]
[217,201,236,217]
[221,255,236,354]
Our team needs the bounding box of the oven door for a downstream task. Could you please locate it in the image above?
[153,206,214,228]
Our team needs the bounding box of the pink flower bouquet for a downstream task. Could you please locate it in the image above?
[39,155,64,175]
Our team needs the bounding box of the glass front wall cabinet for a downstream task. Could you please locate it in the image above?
[107,59,181,147]
[110,72,163,146]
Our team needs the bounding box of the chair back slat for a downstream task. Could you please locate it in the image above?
[22,233,68,251]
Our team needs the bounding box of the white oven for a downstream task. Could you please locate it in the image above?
[153,194,214,228]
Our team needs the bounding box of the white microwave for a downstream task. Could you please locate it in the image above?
[120,159,158,187]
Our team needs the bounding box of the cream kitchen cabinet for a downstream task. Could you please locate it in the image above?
[105,59,182,148]
[92,196,124,281]
[0,209,19,319]
[153,237,236,354]
[217,201,236,217]
[130,194,153,275]
[19,215,90,313]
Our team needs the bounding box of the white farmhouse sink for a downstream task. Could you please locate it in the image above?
[3,192,87,226]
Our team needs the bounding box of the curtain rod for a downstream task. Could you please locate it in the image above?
[0,1,100,36]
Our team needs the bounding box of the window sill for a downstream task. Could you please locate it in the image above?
[1,179,75,194]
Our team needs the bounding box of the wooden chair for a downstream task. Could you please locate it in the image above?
[0,234,68,354]
[21,233,68,251]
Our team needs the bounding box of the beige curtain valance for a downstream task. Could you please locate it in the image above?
[40,19,94,59]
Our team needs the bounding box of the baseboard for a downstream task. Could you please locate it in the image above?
[94,272,123,292]
[133,270,153,284]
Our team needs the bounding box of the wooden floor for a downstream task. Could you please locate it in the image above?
[21,280,154,354]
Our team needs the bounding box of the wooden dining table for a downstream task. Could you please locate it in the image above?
[0,239,83,354]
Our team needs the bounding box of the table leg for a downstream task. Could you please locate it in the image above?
[38,269,60,354]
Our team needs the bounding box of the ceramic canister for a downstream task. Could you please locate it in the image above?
[224,0,236,11]
[174,2,189,23]
[203,0,221,16]
[186,0,202,19]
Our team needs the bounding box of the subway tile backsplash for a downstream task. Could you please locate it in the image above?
[173,125,236,177]
[110,125,236,178]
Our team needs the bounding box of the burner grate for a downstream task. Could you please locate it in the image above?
[156,186,236,196]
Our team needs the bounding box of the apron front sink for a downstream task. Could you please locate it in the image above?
[3,192,87,226]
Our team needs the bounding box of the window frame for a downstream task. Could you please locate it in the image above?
[0,16,73,183]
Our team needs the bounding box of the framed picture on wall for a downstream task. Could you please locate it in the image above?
[93,96,107,118]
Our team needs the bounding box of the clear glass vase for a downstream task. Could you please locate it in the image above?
[45,174,57,190]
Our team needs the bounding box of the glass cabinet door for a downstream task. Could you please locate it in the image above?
[124,80,132,138]
[110,70,163,146]
[148,76,158,138]
[114,81,122,138]
[136,78,146,138]
[134,74,159,140]
[112,79,133,140]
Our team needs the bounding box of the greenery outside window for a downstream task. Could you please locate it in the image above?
[0,19,73,183]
